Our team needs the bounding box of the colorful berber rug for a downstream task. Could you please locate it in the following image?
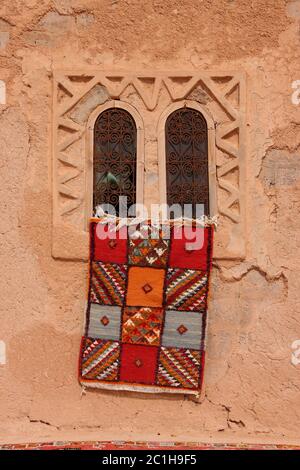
[79,218,214,396]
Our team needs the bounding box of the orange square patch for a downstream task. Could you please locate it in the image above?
[126,267,165,307]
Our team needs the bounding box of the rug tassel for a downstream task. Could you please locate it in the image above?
[80,385,87,398]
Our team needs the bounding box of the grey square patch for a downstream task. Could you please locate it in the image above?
[88,304,122,340]
[162,310,203,349]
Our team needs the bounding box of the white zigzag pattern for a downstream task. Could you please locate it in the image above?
[97,360,118,379]
[130,241,168,265]
[90,290,98,303]
[167,271,207,307]
[82,343,118,376]
[154,246,167,257]
[145,246,168,265]
[92,275,110,302]
[161,348,199,387]
[167,269,197,291]
[158,365,179,386]
[146,256,158,265]
[101,263,125,297]
[84,338,99,356]
[189,294,206,309]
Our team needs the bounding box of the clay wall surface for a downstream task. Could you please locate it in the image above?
[0,0,299,444]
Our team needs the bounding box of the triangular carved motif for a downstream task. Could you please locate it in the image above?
[58,75,100,116]
[132,77,162,110]
[59,197,82,217]
[163,76,200,101]
[58,165,81,186]
[57,77,75,98]
[57,120,83,153]
[224,82,240,109]
[210,76,234,88]
[218,159,239,178]
[201,76,238,120]
[63,75,96,100]
[217,180,240,223]
[100,75,131,98]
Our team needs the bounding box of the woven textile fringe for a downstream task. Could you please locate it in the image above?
[93,206,218,229]
[80,381,201,396]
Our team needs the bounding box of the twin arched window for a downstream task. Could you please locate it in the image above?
[93,106,209,216]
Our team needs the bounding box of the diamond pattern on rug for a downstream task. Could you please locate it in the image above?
[128,237,169,267]
[157,347,201,389]
[90,261,127,306]
[87,304,122,341]
[81,338,120,381]
[162,310,203,349]
[126,266,165,307]
[122,307,164,346]
[165,268,208,311]
[119,343,159,385]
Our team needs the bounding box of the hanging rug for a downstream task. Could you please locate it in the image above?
[79,218,214,396]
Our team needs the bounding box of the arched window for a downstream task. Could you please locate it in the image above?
[165,107,209,217]
[93,107,137,216]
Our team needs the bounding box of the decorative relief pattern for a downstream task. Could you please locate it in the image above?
[52,71,246,259]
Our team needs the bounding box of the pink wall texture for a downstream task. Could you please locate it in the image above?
[0,0,299,445]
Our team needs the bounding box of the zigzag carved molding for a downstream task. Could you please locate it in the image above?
[52,70,246,259]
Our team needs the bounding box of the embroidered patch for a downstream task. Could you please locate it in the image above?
[81,338,120,381]
[126,266,165,307]
[87,304,122,341]
[121,307,164,346]
[128,237,169,267]
[165,268,207,311]
[90,261,127,306]
[79,220,213,394]
[157,347,201,389]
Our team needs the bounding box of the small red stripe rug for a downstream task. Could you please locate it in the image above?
[79,218,214,396]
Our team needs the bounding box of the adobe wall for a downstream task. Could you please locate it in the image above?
[0,0,299,444]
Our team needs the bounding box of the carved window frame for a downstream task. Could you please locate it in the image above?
[52,70,246,261]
